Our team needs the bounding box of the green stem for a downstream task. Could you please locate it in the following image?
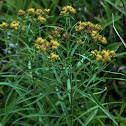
[121,0,126,42]
[65,17,71,31]
[71,87,73,126]
[4,31,8,52]
[70,66,73,126]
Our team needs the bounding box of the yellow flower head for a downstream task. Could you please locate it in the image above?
[52,46,58,50]
[49,53,59,62]
[49,27,63,39]
[21,26,25,31]
[101,37,107,44]
[35,9,43,15]
[35,37,45,44]
[75,22,103,39]
[67,6,76,14]
[35,37,42,43]
[77,39,83,45]
[35,43,38,48]
[50,40,60,49]
[17,9,26,17]
[102,55,111,62]
[92,49,116,63]
[60,5,76,16]
[101,50,106,55]
[0,22,9,29]
[96,54,102,61]
[91,30,108,44]
[10,21,19,30]
[44,9,50,13]
[27,8,35,15]
[35,37,51,54]
[91,31,97,35]
[110,50,116,57]
[94,24,103,31]
[38,16,46,23]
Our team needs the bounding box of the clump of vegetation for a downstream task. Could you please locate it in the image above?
[0,4,125,126]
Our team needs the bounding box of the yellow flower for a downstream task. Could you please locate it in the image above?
[35,37,46,44]
[96,54,102,61]
[35,44,40,49]
[49,35,53,39]
[35,37,42,43]
[91,31,97,36]
[62,6,67,12]
[53,41,60,46]
[21,26,25,31]
[75,22,103,40]
[91,30,108,44]
[49,53,59,62]
[72,33,75,37]
[27,8,35,15]
[91,49,116,63]
[101,37,107,44]
[10,21,19,30]
[35,9,43,15]
[60,11,69,16]
[50,40,60,49]
[0,22,9,29]
[67,5,76,14]
[44,9,50,13]
[60,5,76,16]
[49,27,63,39]
[102,55,111,62]
[110,50,116,57]
[77,39,83,45]
[35,37,51,54]
[94,24,103,31]
[52,46,58,49]
[17,9,26,17]
[38,16,46,23]
[101,50,106,55]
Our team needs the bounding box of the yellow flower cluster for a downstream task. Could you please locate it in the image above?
[35,37,60,61]
[48,53,59,62]
[17,8,48,26]
[49,27,75,40]
[17,9,26,17]
[75,21,107,44]
[75,21,103,33]
[0,22,9,29]
[10,21,20,30]
[38,16,46,23]
[44,9,50,13]
[27,8,50,16]
[35,9,43,16]
[91,31,107,44]
[77,39,83,45]
[35,36,60,51]
[35,9,50,16]
[27,8,35,15]
[49,27,63,39]
[35,37,51,54]
[60,5,76,16]
[21,26,25,31]
[18,8,50,18]
[50,39,60,49]
[91,49,116,62]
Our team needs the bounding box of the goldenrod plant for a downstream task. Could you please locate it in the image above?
[0,6,120,126]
